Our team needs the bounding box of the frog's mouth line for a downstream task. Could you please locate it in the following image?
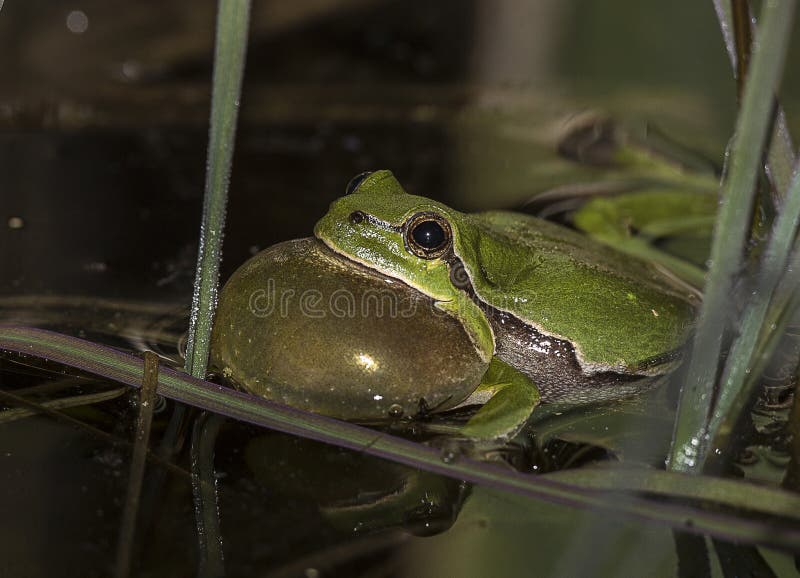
[312,236,437,300]
[314,235,495,362]
[315,221,445,295]
[315,232,469,313]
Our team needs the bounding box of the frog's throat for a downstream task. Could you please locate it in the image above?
[316,237,495,364]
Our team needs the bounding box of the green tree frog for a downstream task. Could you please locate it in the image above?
[210,171,696,442]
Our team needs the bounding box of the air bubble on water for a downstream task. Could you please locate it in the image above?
[387,404,403,418]
[66,10,89,34]
[120,60,143,81]
[440,450,457,464]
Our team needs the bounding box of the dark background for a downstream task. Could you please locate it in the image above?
[0,0,771,301]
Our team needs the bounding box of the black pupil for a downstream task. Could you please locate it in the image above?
[412,220,446,250]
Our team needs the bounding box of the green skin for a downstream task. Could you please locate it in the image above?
[313,170,697,440]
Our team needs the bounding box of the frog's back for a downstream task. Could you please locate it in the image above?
[473,210,689,294]
[454,210,697,373]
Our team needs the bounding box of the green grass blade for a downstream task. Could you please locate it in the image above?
[3,326,800,549]
[709,245,800,454]
[183,0,251,379]
[669,0,796,473]
[191,413,226,578]
[544,465,800,521]
[712,0,797,200]
[114,352,159,578]
[704,162,800,463]
[186,2,252,574]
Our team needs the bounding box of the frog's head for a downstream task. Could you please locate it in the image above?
[314,170,463,302]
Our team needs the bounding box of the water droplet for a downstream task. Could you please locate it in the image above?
[387,404,403,418]
[119,60,143,82]
[66,10,89,34]
[440,450,457,464]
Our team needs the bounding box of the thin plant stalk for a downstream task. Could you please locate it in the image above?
[185,1,251,575]
[713,0,796,200]
[114,352,159,578]
[731,0,752,101]
[702,160,800,464]
[708,246,800,456]
[183,0,251,379]
[191,413,226,578]
[0,386,126,424]
[668,0,796,473]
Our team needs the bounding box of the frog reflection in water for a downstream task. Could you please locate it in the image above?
[209,171,696,442]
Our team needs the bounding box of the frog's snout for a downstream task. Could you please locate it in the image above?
[312,210,335,242]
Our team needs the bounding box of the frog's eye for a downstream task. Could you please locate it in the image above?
[404,212,452,259]
[349,210,366,224]
[345,171,373,195]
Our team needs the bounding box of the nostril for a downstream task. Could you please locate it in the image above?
[349,211,365,224]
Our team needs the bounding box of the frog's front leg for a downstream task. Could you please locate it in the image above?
[460,357,540,442]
